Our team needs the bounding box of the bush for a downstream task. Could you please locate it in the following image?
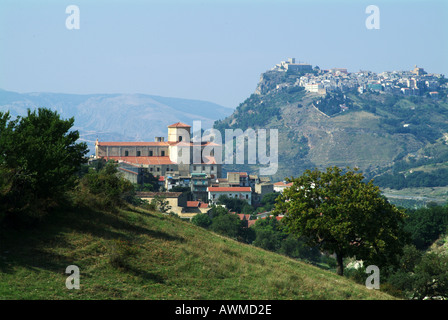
[0,108,88,225]
[191,213,212,228]
[75,161,135,211]
[210,213,242,238]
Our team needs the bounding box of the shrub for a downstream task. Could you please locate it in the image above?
[191,213,212,228]
[75,161,135,211]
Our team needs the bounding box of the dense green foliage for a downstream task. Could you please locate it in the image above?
[75,161,136,211]
[275,167,409,276]
[403,205,448,250]
[252,217,321,263]
[374,168,448,189]
[216,195,252,213]
[193,204,330,265]
[0,108,88,225]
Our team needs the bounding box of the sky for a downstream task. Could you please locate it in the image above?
[1,0,447,109]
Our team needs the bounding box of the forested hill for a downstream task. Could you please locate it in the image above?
[214,68,448,185]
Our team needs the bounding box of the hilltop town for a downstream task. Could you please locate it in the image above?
[260,58,446,99]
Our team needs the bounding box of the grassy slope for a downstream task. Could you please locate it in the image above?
[0,205,395,300]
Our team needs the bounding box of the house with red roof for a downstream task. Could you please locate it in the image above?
[207,186,252,204]
[273,181,293,193]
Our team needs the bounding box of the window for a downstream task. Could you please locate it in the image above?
[150,168,153,172]
[193,166,197,170]
[157,167,160,172]
[211,166,214,171]
[179,136,183,142]
[202,166,205,171]
[161,151,165,156]
[149,150,153,156]
[124,150,129,156]
[246,194,249,199]
[136,151,141,157]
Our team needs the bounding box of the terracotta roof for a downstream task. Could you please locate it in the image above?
[187,201,200,208]
[208,187,251,192]
[104,156,175,165]
[199,202,209,208]
[97,141,169,146]
[118,167,138,175]
[168,122,191,128]
[236,214,251,221]
[247,220,257,227]
[274,181,293,186]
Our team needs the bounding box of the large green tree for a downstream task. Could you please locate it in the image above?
[274,166,408,276]
[0,108,88,223]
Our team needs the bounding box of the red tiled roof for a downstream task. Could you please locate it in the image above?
[274,181,293,186]
[247,220,257,228]
[187,201,200,208]
[236,214,251,221]
[118,167,138,175]
[186,201,208,209]
[97,141,169,146]
[104,156,175,165]
[168,122,191,128]
[208,187,251,192]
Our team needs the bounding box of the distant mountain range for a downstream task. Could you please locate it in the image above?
[0,89,234,154]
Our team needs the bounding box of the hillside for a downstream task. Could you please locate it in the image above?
[0,89,233,155]
[0,205,394,300]
[214,67,448,188]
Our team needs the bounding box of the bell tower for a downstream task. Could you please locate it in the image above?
[167,122,191,143]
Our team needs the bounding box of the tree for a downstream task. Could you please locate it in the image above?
[0,108,88,223]
[274,166,408,276]
[217,195,248,213]
[78,161,135,210]
[151,195,172,213]
[210,213,242,238]
[409,252,448,300]
[191,213,212,228]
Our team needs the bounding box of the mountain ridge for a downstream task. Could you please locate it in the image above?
[0,89,234,155]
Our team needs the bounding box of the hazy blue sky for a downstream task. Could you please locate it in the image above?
[1,0,447,108]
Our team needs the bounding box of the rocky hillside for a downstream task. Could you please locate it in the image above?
[214,68,448,183]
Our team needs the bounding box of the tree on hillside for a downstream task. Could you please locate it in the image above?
[274,166,409,276]
[0,108,88,224]
[217,195,248,213]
